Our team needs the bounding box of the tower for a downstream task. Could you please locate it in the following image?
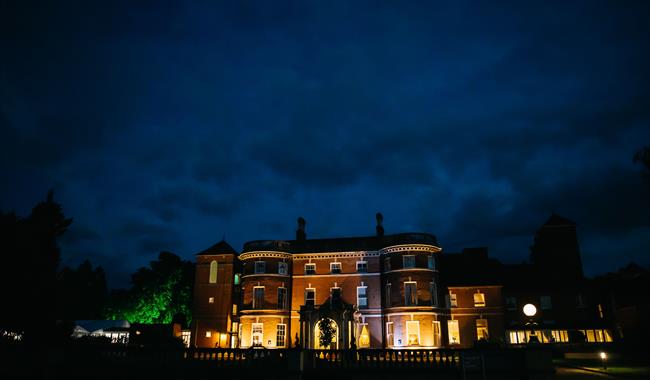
[530,214,584,281]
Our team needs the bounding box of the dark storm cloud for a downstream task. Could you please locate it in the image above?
[1,1,648,286]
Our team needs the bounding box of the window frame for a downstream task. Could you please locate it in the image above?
[403,255,416,269]
[304,263,316,275]
[357,285,368,308]
[473,292,486,307]
[251,323,263,347]
[476,318,489,341]
[404,281,417,306]
[447,319,460,345]
[305,287,316,307]
[330,262,342,274]
[253,286,265,309]
[430,281,438,306]
[278,262,288,275]
[406,320,420,346]
[254,261,266,274]
[384,257,391,271]
[385,283,392,306]
[427,255,436,270]
[356,260,368,273]
[449,292,458,308]
[386,322,394,347]
[276,324,286,348]
[540,295,552,310]
[277,287,287,309]
[209,261,218,283]
[208,297,214,304]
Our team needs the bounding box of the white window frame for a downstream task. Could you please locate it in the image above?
[356,260,368,273]
[254,261,266,274]
[330,286,342,300]
[403,255,416,269]
[406,320,420,346]
[404,281,417,306]
[253,286,265,309]
[305,263,316,275]
[447,319,460,345]
[278,262,288,275]
[386,321,394,347]
[277,287,287,309]
[276,324,286,348]
[330,262,342,274]
[357,285,368,308]
[251,323,263,347]
[208,297,214,304]
[384,257,391,271]
[305,287,316,306]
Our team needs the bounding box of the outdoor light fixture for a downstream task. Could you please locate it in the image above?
[600,352,607,370]
[522,303,539,343]
[523,303,537,317]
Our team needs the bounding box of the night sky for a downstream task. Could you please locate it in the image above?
[2,1,648,288]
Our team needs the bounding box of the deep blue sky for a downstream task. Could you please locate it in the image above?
[2,1,649,288]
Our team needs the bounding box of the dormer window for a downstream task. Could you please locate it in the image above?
[254,261,266,274]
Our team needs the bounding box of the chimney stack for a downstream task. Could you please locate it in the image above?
[296,217,306,241]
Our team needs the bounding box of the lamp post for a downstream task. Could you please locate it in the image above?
[523,303,539,344]
[600,352,607,370]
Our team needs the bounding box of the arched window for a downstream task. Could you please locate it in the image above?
[209,261,218,283]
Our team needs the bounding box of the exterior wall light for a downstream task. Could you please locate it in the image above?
[600,352,607,369]
[523,303,537,317]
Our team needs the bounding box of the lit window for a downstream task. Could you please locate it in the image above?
[448,292,458,308]
[357,286,368,308]
[404,282,417,306]
[430,281,438,306]
[254,261,266,274]
[277,287,287,309]
[356,261,368,273]
[386,322,394,346]
[358,324,370,348]
[278,262,288,275]
[305,263,316,275]
[540,296,552,310]
[506,297,517,310]
[474,292,486,307]
[598,304,604,319]
[476,319,489,341]
[428,255,436,270]
[234,273,241,285]
[276,324,286,347]
[251,323,263,347]
[384,257,391,271]
[447,320,460,345]
[305,288,315,307]
[205,331,212,338]
[208,297,214,304]
[232,304,237,315]
[406,320,420,346]
[403,255,416,269]
[330,262,342,274]
[209,261,218,283]
[253,286,264,309]
[432,321,442,347]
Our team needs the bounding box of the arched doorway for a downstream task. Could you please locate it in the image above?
[314,318,338,349]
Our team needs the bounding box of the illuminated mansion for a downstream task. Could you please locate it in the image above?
[190,214,614,349]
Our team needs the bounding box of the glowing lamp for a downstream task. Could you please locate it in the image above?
[600,352,608,370]
[523,304,537,317]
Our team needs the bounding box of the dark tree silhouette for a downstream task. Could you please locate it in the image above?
[57,260,108,320]
[0,191,72,348]
[634,146,650,174]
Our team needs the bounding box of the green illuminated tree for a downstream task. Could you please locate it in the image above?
[104,251,193,325]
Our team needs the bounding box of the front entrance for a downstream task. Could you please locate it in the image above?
[314,318,338,349]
